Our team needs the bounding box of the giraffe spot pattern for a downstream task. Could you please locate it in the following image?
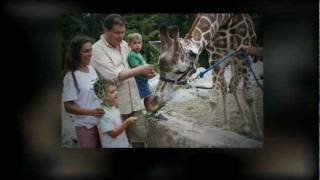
[250,38,257,46]
[193,29,201,41]
[213,65,220,73]
[230,35,243,47]
[218,14,222,25]
[203,32,211,42]
[199,18,211,32]
[243,38,249,45]
[214,38,228,48]
[246,19,254,35]
[229,14,242,27]
[210,14,217,22]
[242,68,247,73]
[229,23,247,36]
[212,76,217,82]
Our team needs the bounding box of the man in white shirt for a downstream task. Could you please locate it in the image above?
[91,14,154,147]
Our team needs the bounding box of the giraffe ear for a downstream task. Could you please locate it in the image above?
[168,26,179,39]
[160,25,171,45]
[149,40,161,51]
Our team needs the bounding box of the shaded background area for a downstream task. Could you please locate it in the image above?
[3,0,317,179]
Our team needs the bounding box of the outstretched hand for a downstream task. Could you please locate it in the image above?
[138,64,156,79]
[90,108,105,118]
[236,44,250,53]
[236,45,263,57]
[126,116,138,123]
[146,69,156,79]
[140,64,154,77]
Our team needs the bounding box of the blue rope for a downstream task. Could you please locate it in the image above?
[199,49,238,78]
[240,50,264,90]
[197,49,263,90]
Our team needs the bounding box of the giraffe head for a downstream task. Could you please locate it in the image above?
[156,25,198,85]
[145,26,201,113]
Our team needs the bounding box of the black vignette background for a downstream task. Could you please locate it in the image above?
[2,0,318,179]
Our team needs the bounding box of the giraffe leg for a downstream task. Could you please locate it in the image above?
[220,75,230,130]
[229,69,250,134]
[242,65,263,140]
[209,86,220,122]
[209,65,223,126]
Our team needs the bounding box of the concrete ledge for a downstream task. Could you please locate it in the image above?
[146,113,262,148]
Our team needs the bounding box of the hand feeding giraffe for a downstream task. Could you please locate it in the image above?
[147,13,262,140]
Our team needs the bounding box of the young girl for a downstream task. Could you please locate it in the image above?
[93,78,137,148]
[62,36,105,148]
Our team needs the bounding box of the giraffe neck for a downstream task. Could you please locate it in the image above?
[188,14,232,51]
[185,14,201,39]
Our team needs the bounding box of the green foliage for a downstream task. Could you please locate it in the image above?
[92,76,110,107]
[60,13,106,69]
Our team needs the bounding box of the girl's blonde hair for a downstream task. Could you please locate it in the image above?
[128,33,142,44]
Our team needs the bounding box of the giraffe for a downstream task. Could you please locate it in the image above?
[148,13,263,140]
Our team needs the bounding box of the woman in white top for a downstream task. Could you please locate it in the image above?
[62,36,105,148]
